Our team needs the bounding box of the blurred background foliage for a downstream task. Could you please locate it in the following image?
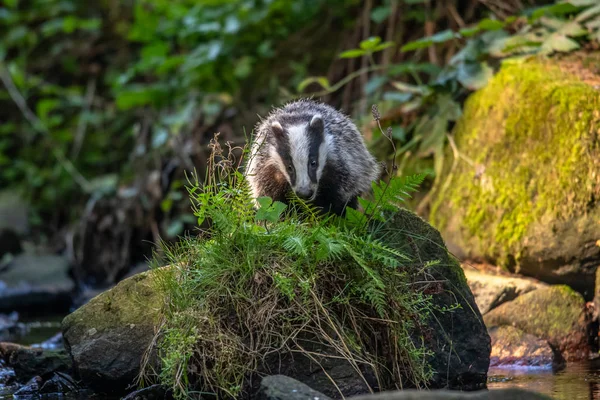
[1,0,598,287]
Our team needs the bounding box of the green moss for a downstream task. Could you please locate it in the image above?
[62,271,163,333]
[430,55,600,267]
[484,285,585,343]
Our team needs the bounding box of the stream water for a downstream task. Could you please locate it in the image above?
[2,317,600,399]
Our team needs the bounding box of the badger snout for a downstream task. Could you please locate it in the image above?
[295,187,315,199]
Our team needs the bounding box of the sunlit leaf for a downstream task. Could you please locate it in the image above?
[297,76,330,92]
[540,34,580,54]
[339,49,366,58]
[359,36,382,50]
[400,30,457,52]
[477,18,505,31]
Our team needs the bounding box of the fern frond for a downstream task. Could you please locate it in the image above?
[283,235,308,257]
[314,231,345,262]
[363,282,387,318]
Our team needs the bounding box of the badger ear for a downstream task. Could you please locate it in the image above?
[271,121,284,139]
[309,115,324,137]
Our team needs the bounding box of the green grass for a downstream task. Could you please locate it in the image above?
[146,134,440,399]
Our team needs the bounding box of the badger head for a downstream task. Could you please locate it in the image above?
[269,115,328,200]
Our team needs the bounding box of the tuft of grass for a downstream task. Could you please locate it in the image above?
[145,133,442,399]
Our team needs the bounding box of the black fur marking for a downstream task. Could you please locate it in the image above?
[307,118,324,184]
[312,159,354,216]
[273,130,296,186]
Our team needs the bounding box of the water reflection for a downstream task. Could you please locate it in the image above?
[488,359,600,400]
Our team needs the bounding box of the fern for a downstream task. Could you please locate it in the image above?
[283,235,308,257]
[361,173,427,223]
[151,133,438,399]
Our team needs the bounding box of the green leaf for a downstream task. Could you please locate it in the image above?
[382,92,412,103]
[255,197,287,223]
[372,42,395,52]
[359,36,382,50]
[477,18,505,31]
[558,21,588,37]
[339,49,366,58]
[459,26,481,38]
[531,3,580,21]
[457,62,494,90]
[401,30,457,52]
[297,76,330,92]
[575,4,600,22]
[540,34,580,54]
[36,99,60,122]
[390,81,430,95]
[569,0,599,5]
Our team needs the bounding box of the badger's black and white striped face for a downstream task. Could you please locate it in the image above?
[269,115,328,200]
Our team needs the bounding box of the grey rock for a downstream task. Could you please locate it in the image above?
[0,342,72,382]
[62,271,163,394]
[122,384,170,400]
[0,253,74,313]
[463,267,546,314]
[257,375,332,400]
[349,388,553,399]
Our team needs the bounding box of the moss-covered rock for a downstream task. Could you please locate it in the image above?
[61,271,163,394]
[60,209,490,397]
[430,53,600,296]
[484,285,590,361]
[463,266,546,314]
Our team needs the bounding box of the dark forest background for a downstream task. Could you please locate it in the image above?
[2,0,588,292]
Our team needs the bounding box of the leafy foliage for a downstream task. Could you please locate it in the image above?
[147,135,439,399]
[0,0,356,231]
[297,0,600,211]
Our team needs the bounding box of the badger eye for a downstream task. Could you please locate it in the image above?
[287,164,293,172]
[310,160,317,167]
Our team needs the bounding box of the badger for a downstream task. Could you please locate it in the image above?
[245,99,381,216]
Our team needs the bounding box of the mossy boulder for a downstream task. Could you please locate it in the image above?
[60,209,490,396]
[61,271,163,394]
[430,53,600,297]
[463,267,546,314]
[484,285,590,361]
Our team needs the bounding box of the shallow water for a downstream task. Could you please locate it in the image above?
[488,359,600,399]
[5,317,600,399]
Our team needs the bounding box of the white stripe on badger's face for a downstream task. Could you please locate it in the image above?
[317,135,330,181]
[286,124,315,198]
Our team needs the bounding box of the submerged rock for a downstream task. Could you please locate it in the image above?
[463,266,546,315]
[0,253,74,313]
[257,375,331,400]
[488,326,557,369]
[122,384,170,400]
[484,285,590,361]
[62,271,163,394]
[61,209,490,396]
[429,52,600,298]
[349,388,552,399]
[0,342,72,382]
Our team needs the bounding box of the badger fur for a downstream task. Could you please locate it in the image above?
[245,99,381,215]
